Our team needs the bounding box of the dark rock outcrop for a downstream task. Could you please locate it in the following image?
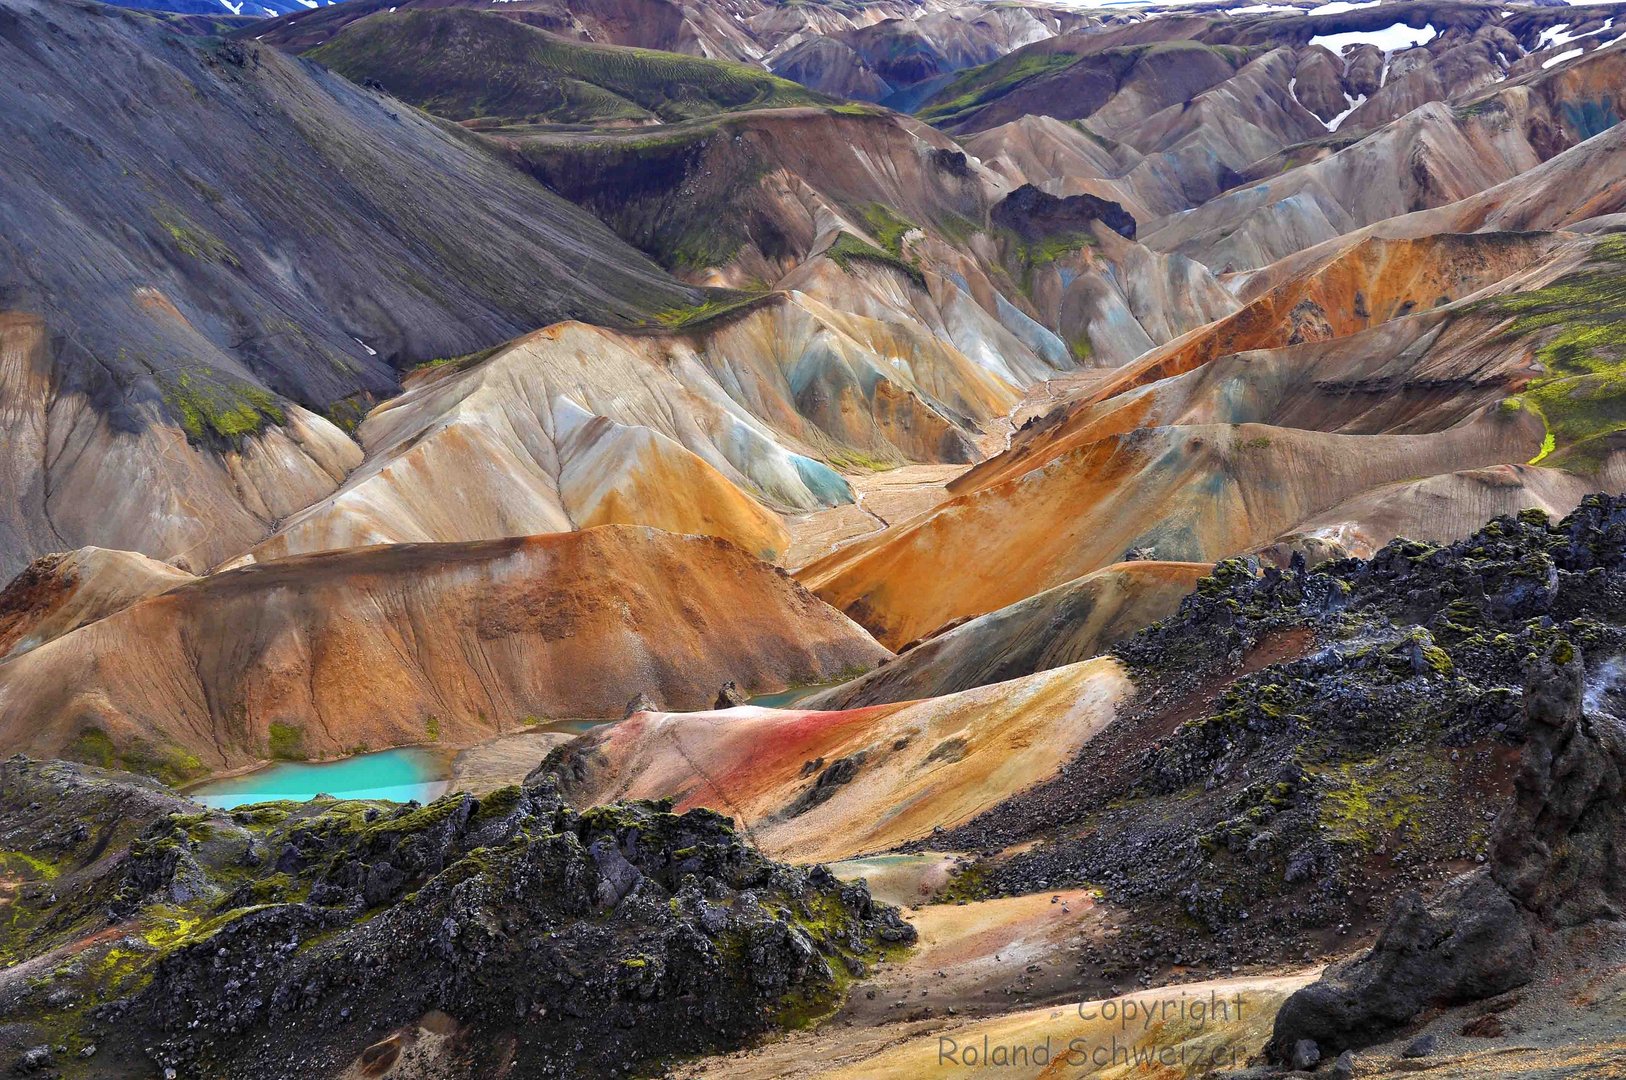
[1268,640,1625,1060]
[625,691,661,718]
[991,184,1137,242]
[715,681,749,709]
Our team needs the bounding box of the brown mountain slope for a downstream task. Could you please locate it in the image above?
[1070,229,1559,406]
[799,408,1541,648]
[0,528,888,780]
[0,548,194,662]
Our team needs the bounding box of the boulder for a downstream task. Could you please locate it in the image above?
[1269,642,1624,1060]
[625,692,661,719]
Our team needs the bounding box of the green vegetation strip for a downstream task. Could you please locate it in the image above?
[309,9,824,126]
[1485,234,1626,469]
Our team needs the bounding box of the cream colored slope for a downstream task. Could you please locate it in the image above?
[806,560,1207,708]
[0,548,194,661]
[1269,464,1601,561]
[818,973,1316,1080]
[254,291,1035,561]
[550,656,1132,862]
[786,257,1070,393]
[692,284,1025,460]
[253,320,824,562]
[678,972,1317,1080]
[800,408,1543,649]
[553,410,786,556]
[0,313,360,580]
[0,526,888,776]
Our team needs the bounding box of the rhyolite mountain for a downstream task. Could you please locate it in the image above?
[303,8,829,127]
[249,0,1098,99]
[0,0,703,580]
[4,0,1626,1076]
[0,528,888,780]
[109,0,330,16]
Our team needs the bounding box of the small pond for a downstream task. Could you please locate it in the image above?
[186,747,451,810]
[745,681,844,709]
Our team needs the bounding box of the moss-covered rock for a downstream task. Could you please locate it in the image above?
[0,761,914,1078]
[923,494,1626,983]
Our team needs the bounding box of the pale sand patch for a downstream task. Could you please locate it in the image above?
[828,973,1315,1080]
[843,889,1106,1026]
[783,463,971,570]
[676,972,1317,1079]
[830,852,961,907]
[445,727,579,794]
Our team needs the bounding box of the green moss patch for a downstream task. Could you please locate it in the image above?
[917,49,1081,126]
[1313,758,1436,851]
[159,368,286,444]
[826,231,925,287]
[152,205,237,265]
[651,291,771,330]
[267,722,308,762]
[64,728,204,785]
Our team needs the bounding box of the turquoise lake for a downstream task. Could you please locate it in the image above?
[187,747,450,809]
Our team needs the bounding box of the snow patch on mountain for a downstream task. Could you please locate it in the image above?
[1310,22,1437,54]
